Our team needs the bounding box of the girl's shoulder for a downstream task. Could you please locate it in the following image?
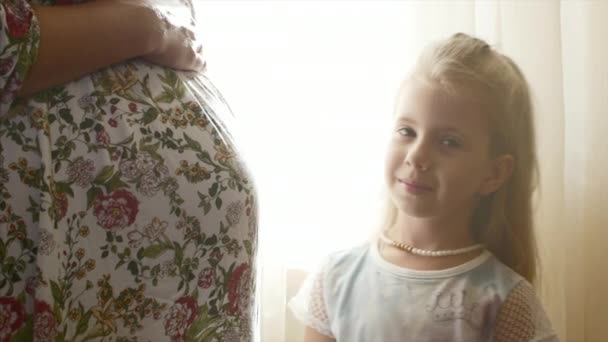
[476,252,529,290]
[311,243,377,290]
[318,243,372,272]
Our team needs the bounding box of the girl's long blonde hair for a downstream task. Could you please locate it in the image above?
[383,33,539,284]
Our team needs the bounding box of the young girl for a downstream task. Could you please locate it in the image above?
[289,33,558,342]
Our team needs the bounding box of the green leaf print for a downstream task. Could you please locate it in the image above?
[75,311,93,337]
[11,317,33,342]
[184,133,202,152]
[59,108,73,124]
[86,186,103,209]
[0,239,5,262]
[104,172,128,193]
[55,182,74,197]
[79,118,95,130]
[94,166,114,184]
[142,244,170,259]
[184,305,220,341]
[143,107,159,125]
[50,280,63,305]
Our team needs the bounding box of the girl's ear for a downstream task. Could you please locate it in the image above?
[480,154,514,195]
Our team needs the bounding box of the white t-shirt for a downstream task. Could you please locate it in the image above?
[289,242,558,342]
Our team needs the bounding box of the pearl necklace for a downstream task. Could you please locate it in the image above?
[379,232,484,257]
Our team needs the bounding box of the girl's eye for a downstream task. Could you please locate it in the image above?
[397,127,415,137]
[440,137,461,148]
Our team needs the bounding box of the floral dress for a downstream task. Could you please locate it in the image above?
[0,1,258,341]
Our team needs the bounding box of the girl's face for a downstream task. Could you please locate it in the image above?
[385,79,511,222]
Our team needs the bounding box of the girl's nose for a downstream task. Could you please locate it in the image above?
[404,141,431,172]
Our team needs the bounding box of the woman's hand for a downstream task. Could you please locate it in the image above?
[142,9,206,72]
[116,0,206,72]
[18,0,205,97]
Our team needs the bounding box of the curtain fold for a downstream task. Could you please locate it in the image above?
[561,2,608,341]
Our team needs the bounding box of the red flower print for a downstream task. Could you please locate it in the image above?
[93,190,139,230]
[197,267,215,289]
[96,128,111,146]
[0,59,13,76]
[128,102,137,112]
[108,118,118,127]
[210,248,223,262]
[0,297,25,342]
[0,76,21,105]
[54,191,68,222]
[5,4,32,39]
[25,277,36,296]
[164,296,198,342]
[34,301,57,342]
[110,149,122,161]
[227,263,251,315]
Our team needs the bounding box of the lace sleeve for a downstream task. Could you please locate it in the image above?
[493,281,560,342]
[288,260,334,338]
[0,0,39,116]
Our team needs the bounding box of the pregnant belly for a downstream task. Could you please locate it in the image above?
[12,60,251,221]
[0,61,257,341]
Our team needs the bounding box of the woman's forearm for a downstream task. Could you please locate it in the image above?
[18,2,158,97]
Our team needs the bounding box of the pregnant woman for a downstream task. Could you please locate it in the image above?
[0,1,257,340]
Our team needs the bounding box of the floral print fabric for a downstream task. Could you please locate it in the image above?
[0,1,258,341]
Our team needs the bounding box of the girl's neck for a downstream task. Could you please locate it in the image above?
[379,212,483,271]
[390,212,477,251]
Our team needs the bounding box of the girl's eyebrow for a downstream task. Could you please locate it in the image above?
[434,125,467,136]
[396,116,468,136]
[395,116,416,125]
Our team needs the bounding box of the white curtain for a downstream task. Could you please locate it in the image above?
[195,1,608,341]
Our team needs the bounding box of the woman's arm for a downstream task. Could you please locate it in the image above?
[19,0,203,97]
[18,2,152,96]
[304,326,335,342]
